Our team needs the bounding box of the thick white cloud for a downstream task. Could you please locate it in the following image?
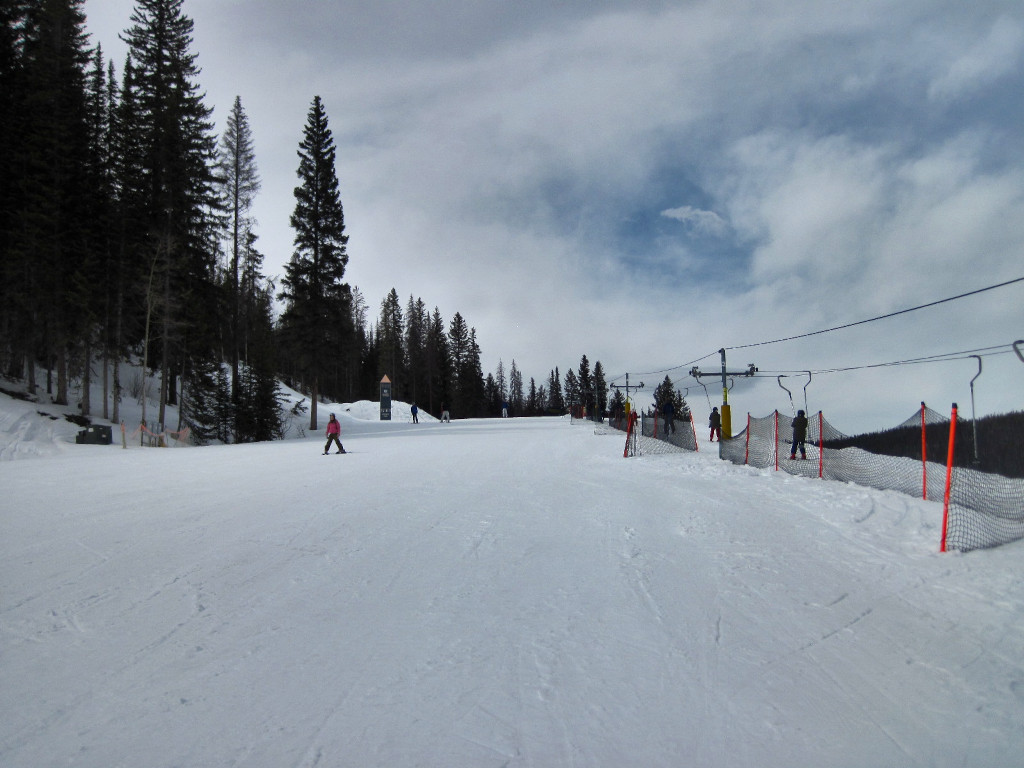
[928,16,1024,102]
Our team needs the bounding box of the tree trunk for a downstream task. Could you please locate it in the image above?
[81,337,92,417]
[55,346,68,406]
[158,253,170,432]
[101,345,109,421]
[310,377,318,432]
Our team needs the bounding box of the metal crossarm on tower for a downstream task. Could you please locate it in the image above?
[689,350,757,439]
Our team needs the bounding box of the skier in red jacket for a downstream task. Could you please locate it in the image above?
[323,414,346,454]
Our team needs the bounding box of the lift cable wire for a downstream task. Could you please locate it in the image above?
[754,343,1016,377]
[607,276,1023,386]
[723,275,1024,352]
[609,350,719,385]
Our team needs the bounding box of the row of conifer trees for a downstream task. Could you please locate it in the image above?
[0,1,636,439]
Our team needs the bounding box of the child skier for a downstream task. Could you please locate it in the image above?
[324,414,346,454]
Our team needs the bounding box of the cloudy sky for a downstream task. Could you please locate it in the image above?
[83,0,1023,432]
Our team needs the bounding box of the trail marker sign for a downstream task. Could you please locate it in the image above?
[380,375,392,421]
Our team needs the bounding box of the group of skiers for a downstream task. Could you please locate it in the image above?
[660,402,806,455]
[325,403,811,457]
[707,405,809,457]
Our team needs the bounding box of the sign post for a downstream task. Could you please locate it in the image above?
[380,375,392,421]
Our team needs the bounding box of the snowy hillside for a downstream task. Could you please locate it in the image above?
[2,392,1023,767]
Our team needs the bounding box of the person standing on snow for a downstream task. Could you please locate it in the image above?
[709,407,721,442]
[411,403,419,424]
[790,409,809,460]
[662,399,675,434]
[323,413,346,454]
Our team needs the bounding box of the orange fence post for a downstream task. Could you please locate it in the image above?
[623,411,638,458]
[940,403,958,553]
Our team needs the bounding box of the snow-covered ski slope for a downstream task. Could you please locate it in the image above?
[3,414,1023,767]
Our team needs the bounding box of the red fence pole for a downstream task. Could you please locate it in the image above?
[744,413,750,465]
[624,410,638,458]
[921,402,928,500]
[817,411,824,478]
[940,403,958,553]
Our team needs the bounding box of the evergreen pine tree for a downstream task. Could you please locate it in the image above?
[121,0,223,429]
[377,288,404,395]
[83,47,119,420]
[279,95,353,427]
[7,0,93,402]
[547,367,564,414]
[578,354,593,415]
[348,286,370,397]
[218,95,260,407]
[108,54,149,424]
[495,360,507,405]
[484,373,500,415]
[563,368,580,414]
[593,361,607,416]
[447,312,470,414]
[527,378,540,416]
[425,307,448,414]
[0,0,25,377]
[509,360,524,415]
[464,328,486,417]
[609,389,626,421]
[404,296,427,406]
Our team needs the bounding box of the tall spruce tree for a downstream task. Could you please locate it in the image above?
[348,286,370,397]
[0,1,24,378]
[564,368,580,414]
[447,312,470,415]
[509,360,523,415]
[526,378,541,416]
[108,54,149,424]
[464,328,486,417]
[218,95,260,407]
[446,312,485,416]
[593,360,607,416]
[377,288,404,395]
[547,367,564,414]
[83,46,116,419]
[578,354,593,415]
[425,307,448,414]
[121,0,222,431]
[234,267,284,443]
[4,0,93,402]
[404,295,428,405]
[279,95,352,429]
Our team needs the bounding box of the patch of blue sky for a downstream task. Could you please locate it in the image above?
[607,159,754,288]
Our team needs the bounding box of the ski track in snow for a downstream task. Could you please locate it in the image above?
[2,417,1024,767]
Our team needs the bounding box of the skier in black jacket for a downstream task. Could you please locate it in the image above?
[790,410,808,459]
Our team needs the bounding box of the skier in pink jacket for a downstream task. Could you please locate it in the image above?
[323,414,346,454]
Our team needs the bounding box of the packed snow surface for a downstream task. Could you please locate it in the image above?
[2,402,1024,767]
